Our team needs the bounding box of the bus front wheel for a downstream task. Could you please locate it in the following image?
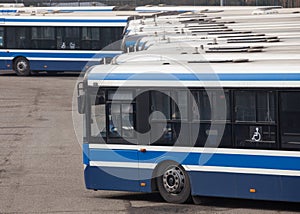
[13,57,31,76]
[157,162,191,204]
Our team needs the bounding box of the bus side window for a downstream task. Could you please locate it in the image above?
[280,92,300,150]
[234,91,277,149]
[150,90,191,146]
[106,90,135,141]
[6,27,30,49]
[191,90,231,148]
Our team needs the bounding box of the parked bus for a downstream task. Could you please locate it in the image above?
[77,7,300,204]
[0,12,130,76]
[77,54,300,203]
[0,5,116,14]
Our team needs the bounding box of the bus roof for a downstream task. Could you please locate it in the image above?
[86,7,300,88]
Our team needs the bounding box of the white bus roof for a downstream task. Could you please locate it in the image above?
[87,7,300,88]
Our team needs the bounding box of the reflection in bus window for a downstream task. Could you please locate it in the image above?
[108,103,134,138]
[192,90,230,121]
[90,95,106,143]
[0,27,3,47]
[151,91,170,120]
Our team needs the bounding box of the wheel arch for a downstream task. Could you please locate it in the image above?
[12,55,28,62]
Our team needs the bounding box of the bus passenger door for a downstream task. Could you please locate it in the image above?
[85,92,140,192]
[105,101,140,192]
[135,91,155,192]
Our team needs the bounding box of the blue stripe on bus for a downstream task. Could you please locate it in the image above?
[88,73,300,81]
[3,18,128,23]
[55,9,113,12]
[0,10,17,13]
[0,52,119,58]
[88,149,300,171]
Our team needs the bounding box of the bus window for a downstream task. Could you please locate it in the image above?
[171,91,188,120]
[192,90,231,148]
[235,91,256,122]
[150,91,170,120]
[280,92,300,150]
[150,90,190,146]
[6,27,31,49]
[192,90,230,122]
[257,92,276,122]
[234,91,277,149]
[0,27,3,47]
[108,103,135,139]
[31,27,55,49]
[100,27,123,50]
[90,95,106,143]
[107,90,135,141]
[57,27,80,50]
[81,27,101,50]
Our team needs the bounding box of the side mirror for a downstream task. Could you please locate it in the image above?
[78,95,85,114]
[77,82,85,114]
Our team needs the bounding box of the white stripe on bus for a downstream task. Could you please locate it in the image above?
[88,144,300,158]
[88,161,300,177]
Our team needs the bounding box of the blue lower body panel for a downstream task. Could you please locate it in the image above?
[0,50,122,72]
[189,171,300,202]
[0,59,9,70]
[84,166,141,192]
[30,60,93,72]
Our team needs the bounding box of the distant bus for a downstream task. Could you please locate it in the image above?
[77,59,300,204]
[0,6,117,14]
[0,13,129,76]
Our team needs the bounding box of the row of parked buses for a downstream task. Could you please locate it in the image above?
[76,6,300,204]
[0,4,281,76]
[0,4,206,76]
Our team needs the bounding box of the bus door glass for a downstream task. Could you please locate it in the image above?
[87,88,140,191]
[106,89,140,190]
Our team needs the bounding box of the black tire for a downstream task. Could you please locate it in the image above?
[156,162,191,204]
[13,57,31,76]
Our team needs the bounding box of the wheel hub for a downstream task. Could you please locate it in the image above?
[163,166,185,194]
[17,61,27,72]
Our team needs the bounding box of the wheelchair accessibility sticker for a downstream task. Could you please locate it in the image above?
[251,127,262,142]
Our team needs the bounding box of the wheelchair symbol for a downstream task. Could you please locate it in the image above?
[251,127,261,142]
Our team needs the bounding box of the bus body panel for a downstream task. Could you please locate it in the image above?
[84,144,300,202]
[84,166,141,192]
[190,172,300,202]
[0,50,122,71]
[84,147,141,192]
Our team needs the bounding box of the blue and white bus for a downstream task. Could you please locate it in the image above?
[77,7,300,204]
[0,12,130,76]
[77,55,300,203]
